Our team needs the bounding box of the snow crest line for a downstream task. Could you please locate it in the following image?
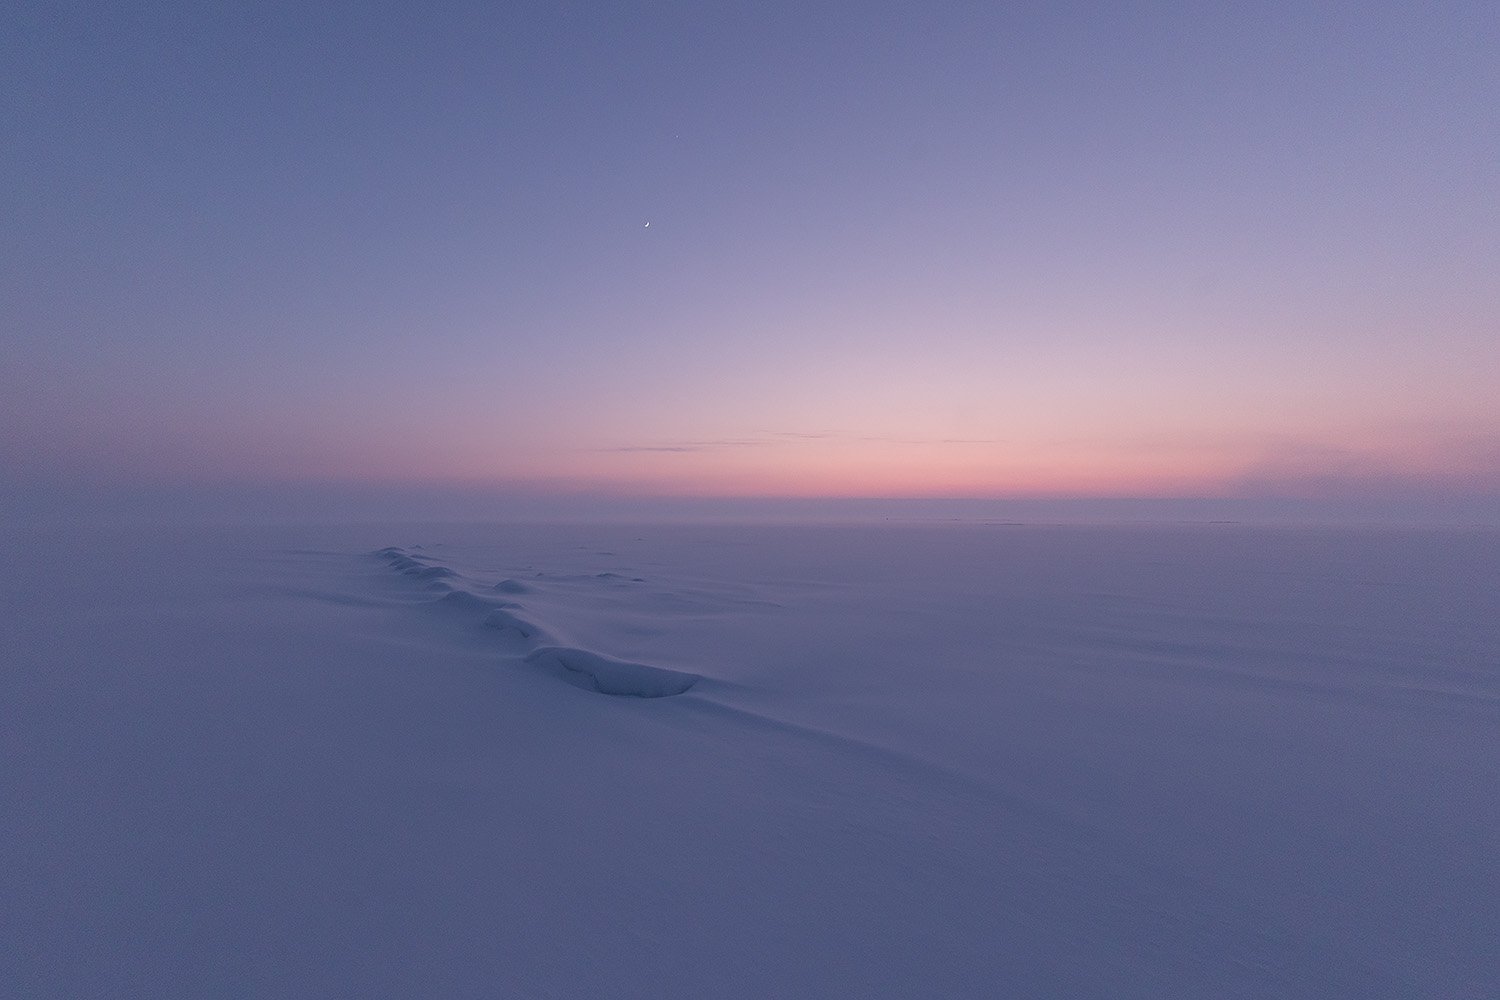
[374,547,700,698]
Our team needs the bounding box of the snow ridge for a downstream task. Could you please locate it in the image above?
[373,547,700,698]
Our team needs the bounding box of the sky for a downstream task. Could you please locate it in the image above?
[3,1,1497,520]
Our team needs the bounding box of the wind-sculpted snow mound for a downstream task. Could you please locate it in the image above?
[482,606,547,641]
[524,646,699,698]
[373,546,698,697]
[433,589,512,614]
[386,554,444,577]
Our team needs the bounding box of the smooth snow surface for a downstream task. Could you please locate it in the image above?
[3,522,1497,998]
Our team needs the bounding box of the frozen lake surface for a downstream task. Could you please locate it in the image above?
[3,521,1496,997]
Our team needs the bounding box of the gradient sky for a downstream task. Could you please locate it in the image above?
[4,2,1497,512]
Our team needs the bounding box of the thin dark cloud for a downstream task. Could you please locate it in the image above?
[601,432,1005,453]
[851,435,1005,446]
[597,439,771,454]
[601,446,704,453]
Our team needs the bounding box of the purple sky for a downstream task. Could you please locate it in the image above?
[3,2,1497,520]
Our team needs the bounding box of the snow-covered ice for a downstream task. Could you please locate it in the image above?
[3,521,1496,997]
